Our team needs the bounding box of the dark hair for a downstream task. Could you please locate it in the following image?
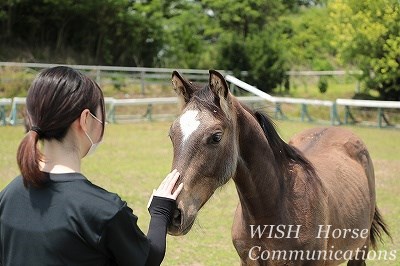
[17,66,105,187]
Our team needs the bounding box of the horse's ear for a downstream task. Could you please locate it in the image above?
[172,71,195,108]
[209,70,232,117]
[209,70,229,98]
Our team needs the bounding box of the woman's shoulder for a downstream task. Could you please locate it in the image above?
[1,173,131,222]
[55,173,127,214]
[79,179,126,211]
[0,175,25,198]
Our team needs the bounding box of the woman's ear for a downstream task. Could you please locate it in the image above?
[79,109,91,133]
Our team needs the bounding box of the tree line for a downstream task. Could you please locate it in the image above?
[0,0,399,100]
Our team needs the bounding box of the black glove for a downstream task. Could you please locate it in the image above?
[148,196,176,225]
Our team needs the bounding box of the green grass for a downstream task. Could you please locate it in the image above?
[284,76,360,101]
[0,122,398,265]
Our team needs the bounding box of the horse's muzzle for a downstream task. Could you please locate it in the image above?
[168,208,183,236]
[168,207,196,236]
[172,208,182,228]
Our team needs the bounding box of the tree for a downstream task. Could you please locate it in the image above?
[329,0,400,100]
[201,0,284,39]
[204,0,288,92]
[0,0,164,66]
[244,26,288,92]
[158,0,213,69]
[0,0,328,86]
[284,7,337,70]
[216,33,250,77]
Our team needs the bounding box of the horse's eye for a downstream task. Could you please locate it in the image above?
[210,132,222,144]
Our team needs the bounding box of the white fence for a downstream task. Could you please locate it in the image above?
[225,75,337,124]
[226,75,400,128]
[286,70,362,76]
[2,96,266,125]
[335,99,400,127]
[1,62,399,128]
[0,62,231,95]
[3,90,399,128]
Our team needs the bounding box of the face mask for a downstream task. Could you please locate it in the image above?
[84,131,101,157]
[83,112,103,157]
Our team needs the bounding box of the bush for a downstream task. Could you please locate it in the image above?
[0,67,36,98]
[318,77,329,94]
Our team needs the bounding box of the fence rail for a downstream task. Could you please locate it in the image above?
[2,96,266,125]
[0,62,230,95]
[226,75,400,128]
[226,75,337,124]
[336,99,400,127]
[286,70,362,76]
[1,63,399,128]
[2,92,399,128]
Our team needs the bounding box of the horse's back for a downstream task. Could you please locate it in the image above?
[289,126,374,184]
[289,126,375,244]
[290,127,373,171]
[289,127,365,158]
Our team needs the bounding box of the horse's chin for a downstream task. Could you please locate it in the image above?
[167,208,196,236]
[168,220,195,236]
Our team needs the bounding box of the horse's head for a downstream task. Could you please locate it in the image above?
[168,70,239,236]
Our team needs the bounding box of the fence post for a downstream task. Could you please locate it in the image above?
[229,83,236,95]
[344,106,356,124]
[145,104,153,121]
[274,103,287,120]
[0,105,6,125]
[9,99,18,125]
[344,106,349,124]
[104,97,115,123]
[300,104,312,122]
[96,67,101,85]
[377,108,383,128]
[330,102,340,125]
[140,71,146,95]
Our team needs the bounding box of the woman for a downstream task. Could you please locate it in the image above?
[0,66,183,266]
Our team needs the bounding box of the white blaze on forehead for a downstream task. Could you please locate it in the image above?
[179,110,200,142]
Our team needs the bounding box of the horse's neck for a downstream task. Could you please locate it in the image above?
[233,107,285,224]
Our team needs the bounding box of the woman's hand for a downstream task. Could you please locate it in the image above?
[152,169,183,200]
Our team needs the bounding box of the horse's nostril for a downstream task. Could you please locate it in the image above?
[171,208,182,227]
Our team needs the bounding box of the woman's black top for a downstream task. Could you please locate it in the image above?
[0,173,176,266]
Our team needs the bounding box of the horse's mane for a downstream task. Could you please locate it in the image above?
[251,109,322,195]
[254,111,315,174]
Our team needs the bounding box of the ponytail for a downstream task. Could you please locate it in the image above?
[16,130,48,188]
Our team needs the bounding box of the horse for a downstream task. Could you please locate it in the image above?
[167,70,390,265]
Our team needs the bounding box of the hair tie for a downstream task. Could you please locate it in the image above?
[30,126,43,137]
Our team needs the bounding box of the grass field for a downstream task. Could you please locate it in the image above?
[0,121,398,265]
